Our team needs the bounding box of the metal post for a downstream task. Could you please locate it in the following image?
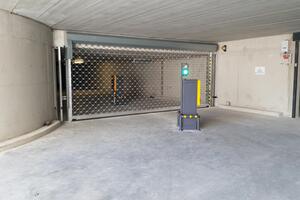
[211,52,217,107]
[52,48,58,119]
[292,41,299,118]
[58,47,64,121]
[67,58,73,122]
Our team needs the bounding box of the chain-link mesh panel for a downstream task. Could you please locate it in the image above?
[206,53,214,106]
[71,43,210,119]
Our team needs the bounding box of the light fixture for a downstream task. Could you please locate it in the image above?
[181,64,189,77]
[221,45,227,52]
[73,58,84,64]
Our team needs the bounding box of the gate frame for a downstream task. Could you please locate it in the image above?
[65,33,218,121]
[292,32,300,118]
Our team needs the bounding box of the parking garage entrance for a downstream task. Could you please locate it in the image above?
[70,42,215,120]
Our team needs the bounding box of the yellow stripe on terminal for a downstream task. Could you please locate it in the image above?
[197,80,201,107]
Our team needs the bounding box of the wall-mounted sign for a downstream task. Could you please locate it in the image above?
[255,66,266,75]
[281,40,289,53]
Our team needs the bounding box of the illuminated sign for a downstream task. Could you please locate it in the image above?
[181,64,189,77]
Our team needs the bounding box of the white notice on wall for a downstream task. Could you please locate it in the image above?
[281,40,289,53]
[255,66,266,75]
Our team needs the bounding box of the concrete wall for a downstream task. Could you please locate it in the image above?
[216,34,294,116]
[0,10,55,142]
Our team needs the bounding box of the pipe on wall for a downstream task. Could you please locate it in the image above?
[292,33,300,118]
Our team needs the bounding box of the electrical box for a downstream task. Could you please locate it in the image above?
[281,40,291,64]
[178,79,201,131]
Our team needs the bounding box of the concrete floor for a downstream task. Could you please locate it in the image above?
[1,108,300,200]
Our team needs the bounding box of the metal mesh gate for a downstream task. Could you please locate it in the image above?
[71,43,213,119]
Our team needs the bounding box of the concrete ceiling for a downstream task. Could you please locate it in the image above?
[1,0,300,42]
